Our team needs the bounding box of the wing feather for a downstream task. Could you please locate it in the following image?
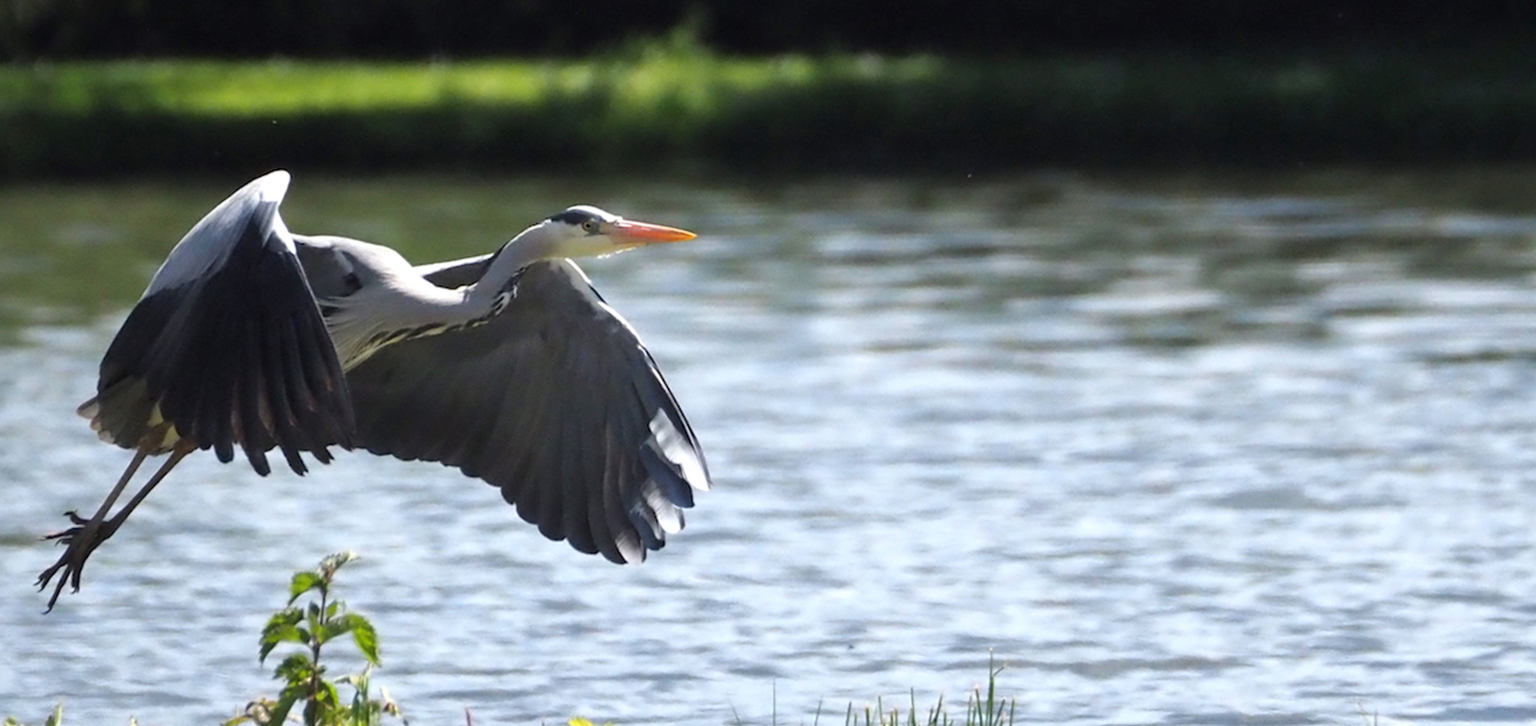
[558,389,597,555]
[345,259,711,563]
[86,171,356,474]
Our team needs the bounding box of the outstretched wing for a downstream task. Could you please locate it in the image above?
[344,259,711,564]
[82,170,356,475]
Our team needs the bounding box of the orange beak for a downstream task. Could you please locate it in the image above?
[609,219,697,244]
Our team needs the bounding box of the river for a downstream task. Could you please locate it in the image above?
[3,170,1536,724]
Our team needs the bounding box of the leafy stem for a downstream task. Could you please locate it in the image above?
[230,552,398,726]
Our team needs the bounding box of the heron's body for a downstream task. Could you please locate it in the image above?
[40,171,711,609]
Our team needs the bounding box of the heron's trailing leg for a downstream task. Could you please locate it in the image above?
[38,439,194,611]
[36,447,148,607]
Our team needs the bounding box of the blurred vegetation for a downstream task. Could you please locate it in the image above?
[2,0,1530,59]
[3,0,1531,175]
[3,41,1536,178]
[2,704,64,726]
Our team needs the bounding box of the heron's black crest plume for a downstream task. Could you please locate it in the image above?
[548,208,602,226]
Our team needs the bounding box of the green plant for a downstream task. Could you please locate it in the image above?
[226,552,402,726]
[2,704,64,726]
[838,656,1014,726]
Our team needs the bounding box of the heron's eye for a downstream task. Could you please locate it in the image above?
[581,219,600,234]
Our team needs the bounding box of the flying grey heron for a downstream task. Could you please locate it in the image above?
[38,170,712,610]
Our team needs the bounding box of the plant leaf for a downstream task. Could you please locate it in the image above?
[313,620,336,646]
[339,613,380,665]
[301,698,321,726]
[268,694,298,726]
[289,571,323,604]
[259,609,308,663]
[258,628,299,664]
[32,706,61,726]
[274,652,314,685]
[317,680,341,708]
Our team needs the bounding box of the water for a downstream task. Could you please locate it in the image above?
[5,170,1536,724]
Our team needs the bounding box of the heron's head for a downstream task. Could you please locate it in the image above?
[539,205,696,258]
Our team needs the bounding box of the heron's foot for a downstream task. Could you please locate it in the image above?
[37,511,115,612]
[44,509,91,535]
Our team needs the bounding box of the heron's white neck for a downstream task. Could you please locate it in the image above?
[464,222,563,309]
[325,222,569,370]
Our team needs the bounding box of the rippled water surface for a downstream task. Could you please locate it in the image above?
[5,171,1536,724]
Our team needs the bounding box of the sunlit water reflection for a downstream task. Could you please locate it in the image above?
[5,171,1536,724]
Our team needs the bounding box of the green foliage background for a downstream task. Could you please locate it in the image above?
[4,46,1536,178]
[4,2,1535,175]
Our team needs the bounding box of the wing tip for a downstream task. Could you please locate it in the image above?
[251,170,291,203]
[646,410,712,493]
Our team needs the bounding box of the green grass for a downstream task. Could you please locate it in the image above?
[3,45,1536,176]
[835,656,1015,726]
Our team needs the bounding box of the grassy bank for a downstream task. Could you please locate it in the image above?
[3,47,1535,177]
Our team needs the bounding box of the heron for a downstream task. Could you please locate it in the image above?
[38,170,712,610]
